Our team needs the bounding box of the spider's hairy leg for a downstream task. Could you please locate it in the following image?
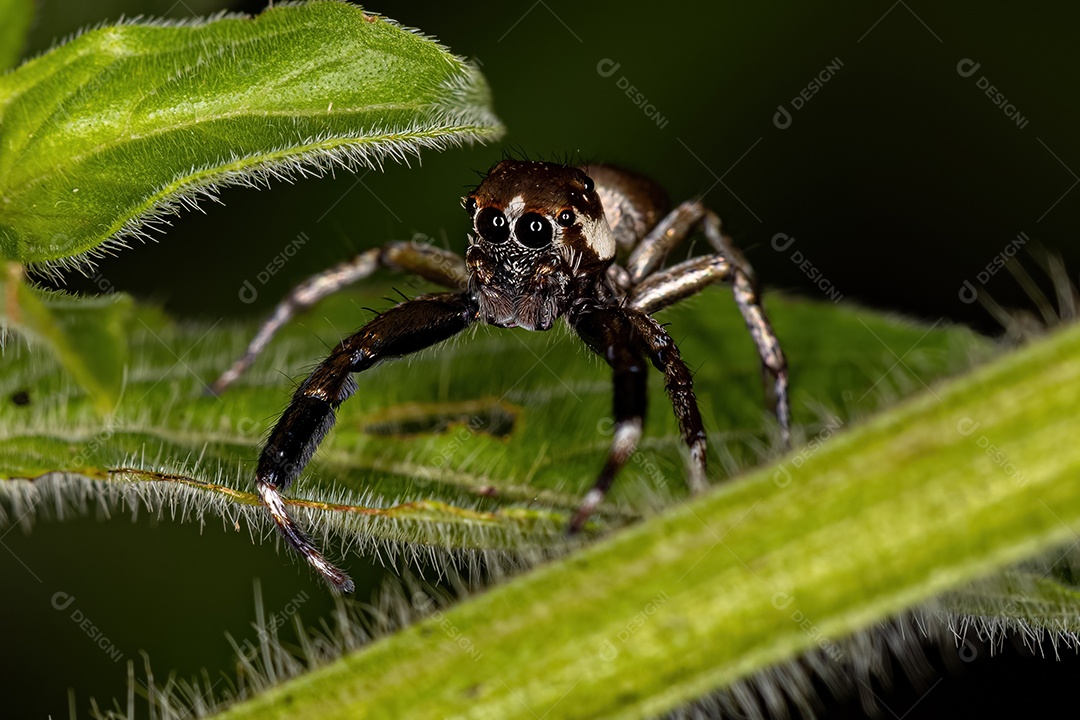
[569,307,649,532]
[630,252,790,446]
[256,292,475,592]
[630,254,735,315]
[211,242,468,395]
[699,212,790,447]
[624,200,711,284]
[625,200,790,447]
[625,309,709,494]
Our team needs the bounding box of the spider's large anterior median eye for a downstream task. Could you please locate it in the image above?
[476,207,510,244]
[516,213,553,248]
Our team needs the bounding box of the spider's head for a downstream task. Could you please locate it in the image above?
[464,160,614,330]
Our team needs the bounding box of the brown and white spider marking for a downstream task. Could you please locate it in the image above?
[212,159,789,593]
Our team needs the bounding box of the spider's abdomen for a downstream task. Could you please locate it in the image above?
[581,164,670,256]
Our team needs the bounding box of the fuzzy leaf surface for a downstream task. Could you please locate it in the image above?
[0,0,503,267]
[0,283,988,558]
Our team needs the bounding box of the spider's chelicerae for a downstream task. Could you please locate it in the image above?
[214,159,790,592]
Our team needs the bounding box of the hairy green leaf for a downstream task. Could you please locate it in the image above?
[943,553,1080,635]
[213,318,1080,720]
[0,282,987,557]
[0,0,503,269]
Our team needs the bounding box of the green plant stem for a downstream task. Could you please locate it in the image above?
[216,322,1080,719]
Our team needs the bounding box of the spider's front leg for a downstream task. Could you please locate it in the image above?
[257,292,475,592]
[211,242,468,395]
[570,305,707,531]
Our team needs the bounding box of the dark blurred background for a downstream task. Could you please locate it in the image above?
[4,0,1079,717]
[42,0,1080,333]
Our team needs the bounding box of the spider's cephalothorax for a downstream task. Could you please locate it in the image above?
[213,159,790,593]
[464,161,614,330]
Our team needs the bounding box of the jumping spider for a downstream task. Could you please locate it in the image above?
[212,160,790,593]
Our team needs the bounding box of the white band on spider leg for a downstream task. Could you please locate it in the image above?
[257,481,353,592]
[258,481,288,521]
[688,439,708,493]
[613,419,643,458]
[580,488,605,514]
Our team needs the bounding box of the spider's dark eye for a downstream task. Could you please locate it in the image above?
[582,176,595,193]
[556,209,576,227]
[465,197,478,217]
[476,207,510,244]
[516,213,553,248]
